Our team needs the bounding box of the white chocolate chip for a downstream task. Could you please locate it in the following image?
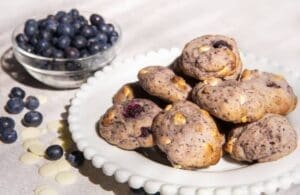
[239,95,247,105]
[20,152,42,165]
[199,46,210,52]
[34,185,58,195]
[47,120,66,132]
[28,143,45,156]
[39,163,60,177]
[22,138,42,149]
[21,127,41,140]
[56,159,72,172]
[36,95,48,105]
[55,171,77,185]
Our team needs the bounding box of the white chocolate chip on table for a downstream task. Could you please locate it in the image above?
[55,171,77,185]
[21,127,42,140]
[28,143,45,156]
[20,152,42,165]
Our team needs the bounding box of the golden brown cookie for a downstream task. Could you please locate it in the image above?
[99,99,161,150]
[138,66,192,103]
[152,101,224,169]
[180,35,243,80]
[225,114,297,163]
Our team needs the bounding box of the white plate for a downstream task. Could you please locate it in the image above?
[68,48,300,195]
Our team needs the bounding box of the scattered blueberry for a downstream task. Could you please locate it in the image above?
[67,150,85,167]
[0,117,15,131]
[46,145,63,160]
[65,47,80,58]
[9,87,25,99]
[25,96,40,110]
[22,111,43,127]
[6,98,25,114]
[0,129,18,144]
[57,35,71,49]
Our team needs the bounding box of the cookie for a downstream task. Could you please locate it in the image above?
[138,66,192,102]
[99,99,161,150]
[152,101,224,169]
[192,70,297,123]
[180,35,243,80]
[112,82,166,107]
[225,114,297,162]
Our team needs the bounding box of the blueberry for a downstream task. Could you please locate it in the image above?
[5,97,24,114]
[65,62,81,71]
[46,145,63,160]
[59,14,73,24]
[57,23,75,37]
[45,19,59,33]
[52,49,64,58]
[29,35,39,46]
[90,14,104,26]
[80,49,90,58]
[38,19,47,30]
[96,32,107,44]
[106,23,115,35]
[72,35,87,49]
[80,25,96,38]
[70,9,79,18]
[72,19,82,32]
[47,15,56,20]
[51,37,58,45]
[0,129,17,144]
[97,23,108,33]
[67,150,85,167]
[100,43,111,51]
[87,37,98,47]
[123,103,144,118]
[19,43,35,53]
[23,111,43,127]
[36,39,50,52]
[57,35,71,49]
[0,117,15,131]
[24,19,38,37]
[88,42,102,54]
[64,47,80,58]
[78,16,88,26]
[42,47,55,57]
[16,33,28,44]
[109,31,119,44]
[9,87,25,99]
[25,96,40,110]
[39,30,52,41]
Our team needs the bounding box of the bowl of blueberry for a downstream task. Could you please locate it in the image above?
[12,9,121,89]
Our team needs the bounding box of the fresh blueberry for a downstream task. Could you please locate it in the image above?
[72,19,82,32]
[96,32,108,44]
[57,23,75,37]
[72,35,87,49]
[24,19,38,37]
[36,39,50,52]
[0,117,15,131]
[88,42,102,54]
[39,30,52,41]
[90,14,104,26]
[78,16,88,26]
[97,23,108,33]
[109,31,119,44]
[42,47,55,57]
[55,11,66,20]
[80,49,90,58]
[87,37,98,47]
[16,33,28,44]
[70,9,79,18]
[46,145,63,160]
[0,129,17,144]
[57,35,71,49]
[59,14,73,24]
[45,19,59,33]
[9,87,25,99]
[22,111,43,127]
[25,96,40,110]
[106,23,115,35]
[100,43,111,51]
[51,37,58,45]
[19,43,35,53]
[29,35,39,46]
[65,62,81,71]
[47,15,56,20]
[64,47,80,58]
[38,19,47,30]
[80,25,96,38]
[5,97,24,114]
[67,150,85,167]
[52,49,64,58]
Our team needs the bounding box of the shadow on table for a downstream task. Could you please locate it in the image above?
[0,47,55,90]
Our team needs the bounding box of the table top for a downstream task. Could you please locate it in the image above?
[0,0,299,194]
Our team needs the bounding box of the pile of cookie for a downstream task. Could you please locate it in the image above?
[98,35,298,170]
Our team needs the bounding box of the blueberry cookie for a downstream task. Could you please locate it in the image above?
[225,114,297,162]
[112,82,166,107]
[180,35,243,80]
[138,66,192,102]
[192,70,297,123]
[152,101,224,169]
[99,99,161,150]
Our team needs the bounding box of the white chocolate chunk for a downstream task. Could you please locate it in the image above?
[55,171,77,185]
[36,95,48,105]
[47,120,66,132]
[22,138,42,149]
[56,159,72,172]
[28,143,45,156]
[39,163,60,177]
[21,127,41,140]
[20,152,42,165]
[34,185,58,195]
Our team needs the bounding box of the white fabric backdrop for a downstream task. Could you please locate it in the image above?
[0,0,299,194]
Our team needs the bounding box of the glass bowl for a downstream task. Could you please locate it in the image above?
[11,19,121,89]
